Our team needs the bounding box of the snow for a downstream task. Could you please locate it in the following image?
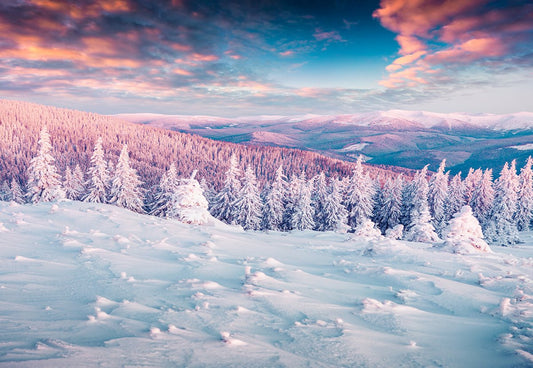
[510,143,533,151]
[0,200,532,367]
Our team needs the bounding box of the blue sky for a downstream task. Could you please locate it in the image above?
[0,0,531,116]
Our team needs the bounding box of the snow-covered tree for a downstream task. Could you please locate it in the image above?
[344,157,375,230]
[485,161,520,245]
[282,173,301,230]
[403,166,440,242]
[0,181,10,201]
[64,165,85,200]
[233,166,263,230]
[515,157,533,231]
[150,163,179,217]
[312,172,329,231]
[211,154,242,224]
[199,177,215,206]
[428,159,449,234]
[374,176,403,234]
[290,172,315,231]
[442,206,491,254]
[109,144,144,213]
[322,179,349,232]
[444,172,464,221]
[10,178,24,204]
[470,169,494,229]
[463,168,482,205]
[83,137,109,203]
[262,165,286,231]
[168,170,213,225]
[26,126,65,203]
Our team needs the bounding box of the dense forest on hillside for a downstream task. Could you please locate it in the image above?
[0,100,405,189]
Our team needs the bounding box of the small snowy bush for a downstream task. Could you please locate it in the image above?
[352,219,382,238]
[441,205,491,254]
[385,224,403,240]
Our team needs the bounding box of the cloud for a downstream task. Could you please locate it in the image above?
[373,0,533,89]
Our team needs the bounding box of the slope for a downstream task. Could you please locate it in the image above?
[0,200,531,367]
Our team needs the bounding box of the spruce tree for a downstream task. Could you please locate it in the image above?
[150,163,179,217]
[0,181,11,201]
[322,179,349,232]
[515,157,533,231]
[83,137,109,203]
[262,165,286,230]
[312,172,329,231]
[26,126,65,203]
[470,169,494,229]
[109,144,144,213]
[374,176,403,234]
[10,178,24,204]
[444,172,464,222]
[428,159,449,234]
[463,168,482,205]
[344,157,375,230]
[291,172,315,230]
[64,165,85,200]
[211,154,242,224]
[485,161,520,245]
[233,166,263,230]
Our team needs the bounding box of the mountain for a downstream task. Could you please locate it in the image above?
[0,100,406,190]
[118,110,533,174]
[1,200,531,367]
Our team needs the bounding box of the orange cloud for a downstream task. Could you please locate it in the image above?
[173,68,193,76]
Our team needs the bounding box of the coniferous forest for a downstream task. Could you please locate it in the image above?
[1,99,532,246]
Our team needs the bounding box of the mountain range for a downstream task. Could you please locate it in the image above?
[117,110,533,175]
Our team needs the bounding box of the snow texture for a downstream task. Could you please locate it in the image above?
[0,201,532,367]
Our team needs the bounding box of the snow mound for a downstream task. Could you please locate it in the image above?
[352,219,382,239]
[442,206,491,254]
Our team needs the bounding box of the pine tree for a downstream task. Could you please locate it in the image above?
[211,154,241,224]
[485,161,520,245]
[291,172,315,230]
[109,144,144,213]
[515,157,533,231]
[26,126,65,203]
[444,172,464,222]
[322,179,349,232]
[83,137,109,203]
[463,168,482,205]
[442,205,491,254]
[233,166,263,230]
[374,176,403,234]
[312,172,329,231]
[282,174,301,231]
[403,166,440,242]
[428,159,449,234]
[10,178,24,204]
[344,157,375,230]
[262,165,286,230]
[150,163,179,217]
[64,165,85,200]
[470,169,494,229]
[0,181,11,201]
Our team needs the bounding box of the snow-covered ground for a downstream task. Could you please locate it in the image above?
[0,201,532,367]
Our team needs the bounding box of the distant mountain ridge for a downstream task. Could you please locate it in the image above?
[117,110,533,175]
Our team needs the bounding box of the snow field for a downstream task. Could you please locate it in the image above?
[0,201,532,367]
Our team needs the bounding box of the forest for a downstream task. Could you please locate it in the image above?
[1,100,531,246]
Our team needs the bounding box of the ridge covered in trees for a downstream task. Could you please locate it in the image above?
[1,100,532,248]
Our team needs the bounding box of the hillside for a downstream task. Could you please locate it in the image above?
[0,200,532,367]
[0,100,406,189]
[118,111,533,175]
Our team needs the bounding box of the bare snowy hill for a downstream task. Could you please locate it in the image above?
[118,111,533,174]
[1,200,532,367]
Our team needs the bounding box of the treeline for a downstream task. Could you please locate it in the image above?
[2,125,532,247]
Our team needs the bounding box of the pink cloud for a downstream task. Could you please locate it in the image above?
[279,50,294,57]
[373,0,533,89]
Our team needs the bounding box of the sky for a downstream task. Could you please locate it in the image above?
[0,0,532,116]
